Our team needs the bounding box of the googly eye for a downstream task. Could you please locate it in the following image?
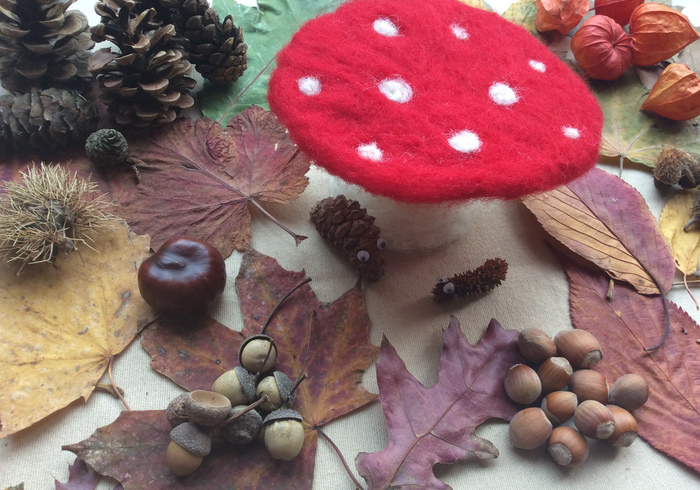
[357,250,370,262]
[436,276,447,284]
[443,282,455,295]
[377,238,387,250]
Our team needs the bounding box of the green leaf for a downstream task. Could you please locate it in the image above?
[502,0,537,34]
[200,0,344,125]
[595,71,700,168]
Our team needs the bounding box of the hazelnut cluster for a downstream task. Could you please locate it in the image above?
[164,333,304,476]
[506,328,649,467]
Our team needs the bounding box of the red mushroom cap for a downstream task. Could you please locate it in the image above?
[268,0,603,204]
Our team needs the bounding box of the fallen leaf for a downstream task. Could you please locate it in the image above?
[78,247,378,488]
[503,0,539,35]
[564,256,700,473]
[522,167,675,295]
[3,485,24,490]
[0,220,152,438]
[55,458,99,490]
[355,317,525,490]
[118,108,310,257]
[660,188,700,274]
[595,71,700,167]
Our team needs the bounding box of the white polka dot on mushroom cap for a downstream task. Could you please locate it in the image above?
[374,18,399,37]
[562,126,581,139]
[298,76,321,96]
[449,130,481,154]
[489,83,518,106]
[357,142,384,161]
[529,60,546,73]
[379,77,413,103]
[451,24,469,40]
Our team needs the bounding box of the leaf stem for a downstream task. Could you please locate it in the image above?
[107,356,131,411]
[288,372,308,398]
[260,277,312,335]
[248,197,307,246]
[643,284,671,352]
[315,426,365,490]
[218,58,275,125]
[683,274,700,311]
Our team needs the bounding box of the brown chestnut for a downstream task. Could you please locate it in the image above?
[138,236,226,315]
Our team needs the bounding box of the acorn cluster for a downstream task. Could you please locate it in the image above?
[164,334,303,476]
[506,328,649,467]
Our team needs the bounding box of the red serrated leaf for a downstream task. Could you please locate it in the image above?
[565,258,700,473]
[118,107,310,257]
[355,317,525,490]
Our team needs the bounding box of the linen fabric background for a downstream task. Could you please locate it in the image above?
[1,1,699,489]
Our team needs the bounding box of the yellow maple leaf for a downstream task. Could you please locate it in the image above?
[660,189,700,275]
[0,220,152,438]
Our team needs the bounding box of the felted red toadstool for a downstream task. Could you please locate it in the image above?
[268,0,603,247]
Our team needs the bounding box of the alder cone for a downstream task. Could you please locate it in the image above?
[571,16,633,81]
[535,0,589,35]
[629,3,699,67]
[594,0,644,26]
[641,63,700,121]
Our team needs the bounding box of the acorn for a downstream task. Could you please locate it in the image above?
[568,369,609,404]
[166,422,211,476]
[574,400,615,439]
[518,328,557,363]
[185,390,232,427]
[541,391,578,425]
[221,405,264,445]
[537,357,573,393]
[554,330,603,369]
[509,407,553,449]
[263,409,305,461]
[211,366,258,406]
[547,427,589,467]
[239,334,278,374]
[608,374,649,411]
[166,393,190,428]
[606,405,639,447]
[504,364,542,405]
[256,371,295,412]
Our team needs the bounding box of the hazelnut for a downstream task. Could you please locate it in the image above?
[518,328,557,363]
[547,427,589,467]
[509,407,553,449]
[554,330,603,369]
[263,409,305,461]
[211,366,257,406]
[568,369,609,404]
[606,405,639,447]
[166,393,190,427]
[504,364,542,405]
[608,374,649,411]
[166,422,211,476]
[541,391,578,425]
[574,400,615,439]
[256,371,295,412]
[239,334,278,374]
[537,357,573,393]
[221,405,264,445]
[185,390,232,427]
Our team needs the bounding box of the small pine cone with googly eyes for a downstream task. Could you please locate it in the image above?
[310,195,386,281]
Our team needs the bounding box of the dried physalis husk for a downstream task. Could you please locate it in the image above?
[629,3,699,66]
[594,0,644,27]
[571,15,633,81]
[641,63,700,121]
[535,0,590,35]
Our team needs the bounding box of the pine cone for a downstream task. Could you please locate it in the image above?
[0,88,99,158]
[160,0,248,85]
[311,195,386,282]
[85,129,129,168]
[90,0,196,128]
[0,0,95,93]
[432,258,508,302]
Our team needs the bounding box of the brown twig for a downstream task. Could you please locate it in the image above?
[315,426,365,490]
[107,356,131,411]
[289,372,308,398]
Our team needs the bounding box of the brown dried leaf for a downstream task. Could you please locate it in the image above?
[119,107,310,257]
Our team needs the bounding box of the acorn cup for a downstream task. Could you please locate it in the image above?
[256,371,296,412]
[211,366,258,406]
[184,390,232,427]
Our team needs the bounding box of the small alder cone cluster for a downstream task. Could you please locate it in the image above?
[164,333,304,475]
[507,328,649,467]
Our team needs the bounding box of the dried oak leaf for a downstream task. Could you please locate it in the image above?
[0,220,152,438]
[660,189,700,275]
[522,167,675,295]
[55,457,123,490]
[565,256,700,473]
[118,107,310,257]
[67,247,378,489]
[355,316,525,490]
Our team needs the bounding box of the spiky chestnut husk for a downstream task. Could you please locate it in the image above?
[0,163,114,273]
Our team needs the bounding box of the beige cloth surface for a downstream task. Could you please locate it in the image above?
[2,1,700,489]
